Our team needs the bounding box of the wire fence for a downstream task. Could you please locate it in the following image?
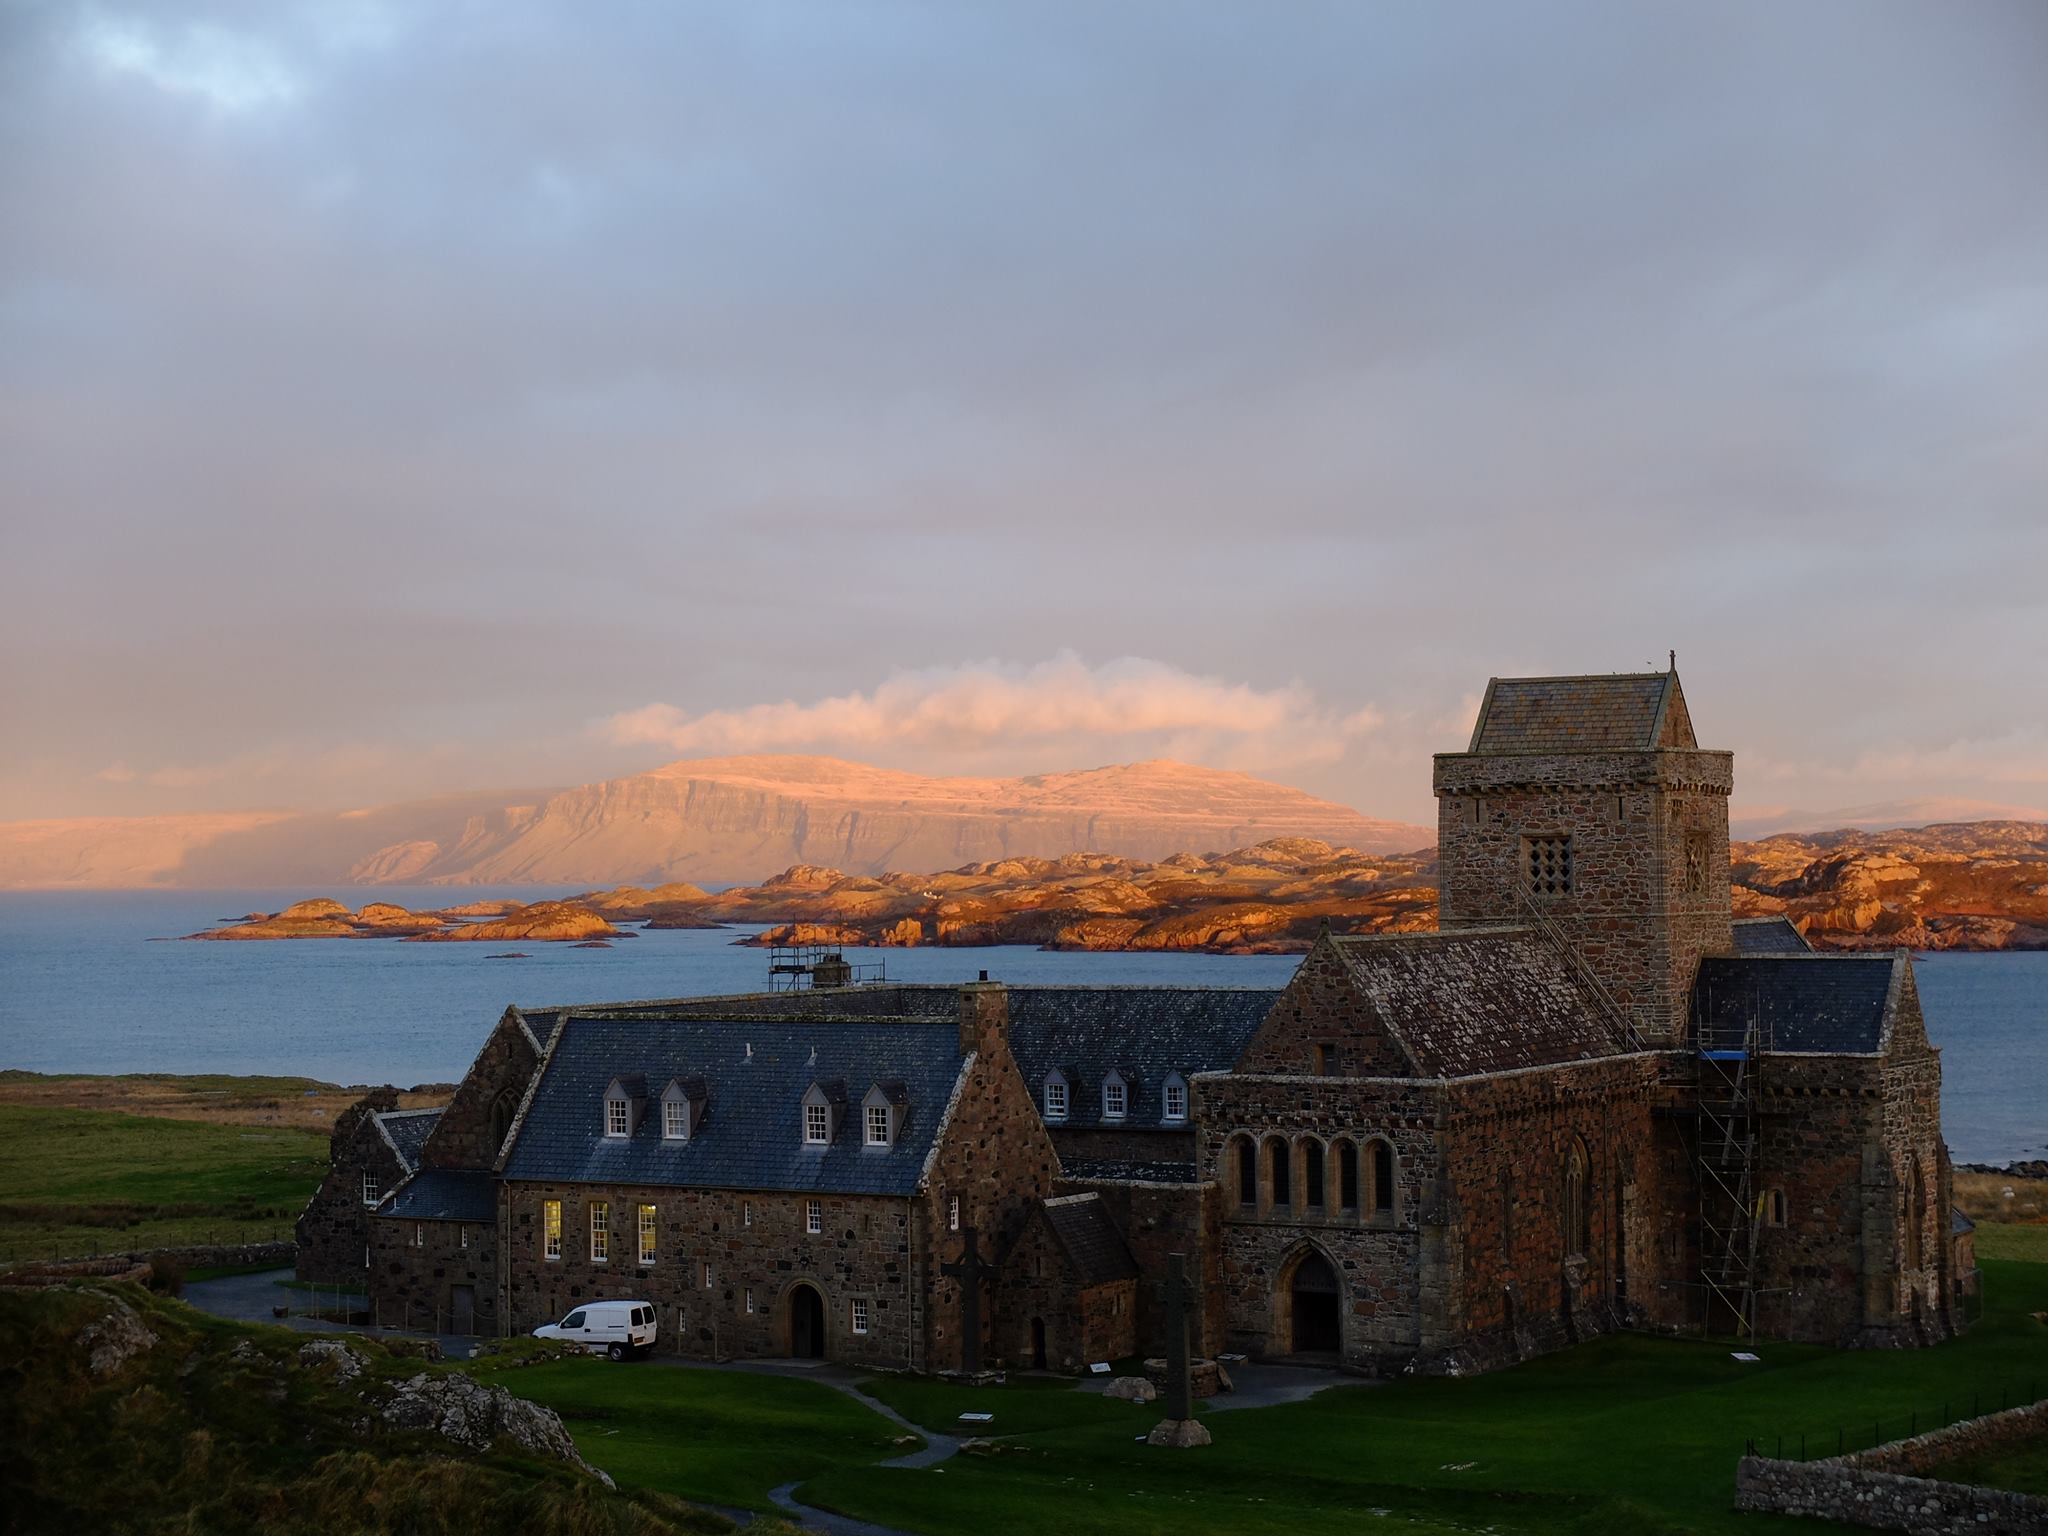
[1743,1378,2044,1462]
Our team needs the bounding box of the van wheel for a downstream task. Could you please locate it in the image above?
[607,1343,626,1362]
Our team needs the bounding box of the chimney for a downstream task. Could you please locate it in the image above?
[957,978,1009,1057]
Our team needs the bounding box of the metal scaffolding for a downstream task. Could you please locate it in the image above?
[766,942,885,991]
[1696,985,1769,1337]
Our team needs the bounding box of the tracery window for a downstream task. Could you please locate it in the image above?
[1523,834,1573,898]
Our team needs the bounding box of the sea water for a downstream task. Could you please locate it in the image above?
[0,890,2040,1165]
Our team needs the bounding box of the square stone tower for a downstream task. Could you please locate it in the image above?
[1431,669,1734,1044]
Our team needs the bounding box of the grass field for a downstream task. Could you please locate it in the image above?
[0,1103,328,1263]
[1927,1434,2048,1498]
[787,1259,2048,1536]
[1976,1221,2048,1263]
[485,1360,920,1512]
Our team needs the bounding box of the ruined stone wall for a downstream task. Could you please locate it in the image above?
[1436,1056,1662,1369]
[1875,966,1964,1341]
[296,1090,401,1283]
[423,1011,541,1172]
[1056,1176,1220,1357]
[368,1212,497,1334]
[500,1180,923,1368]
[1198,1071,1443,1369]
[1432,750,1734,1041]
[1235,938,1414,1077]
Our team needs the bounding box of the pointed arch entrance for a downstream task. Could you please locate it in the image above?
[1274,1246,1342,1356]
[788,1283,826,1359]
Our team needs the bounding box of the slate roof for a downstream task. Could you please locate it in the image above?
[1469,673,1686,754]
[1693,955,1897,1055]
[1731,916,1812,955]
[501,1014,966,1196]
[374,1108,442,1174]
[1040,1194,1139,1286]
[1004,987,1278,1127]
[1332,930,1619,1076]
[384,1168,495,1223]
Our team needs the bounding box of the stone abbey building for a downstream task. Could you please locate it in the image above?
[301,669,1976,1374]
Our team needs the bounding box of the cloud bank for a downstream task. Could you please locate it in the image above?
[606,655,1381,774]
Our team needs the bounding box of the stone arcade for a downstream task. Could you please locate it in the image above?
[301,668,1976,1372]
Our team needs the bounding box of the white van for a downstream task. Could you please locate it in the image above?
[534,1300,658,1360]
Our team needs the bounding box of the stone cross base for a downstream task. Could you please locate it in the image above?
[1146,1418,1212,1449]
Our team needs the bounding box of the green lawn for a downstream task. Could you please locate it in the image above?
[490,1360,922,1511]
[857,1371,1169,1437]
[1928,1434,2048,1498]
[793,1260,2048,1536]
[1976,1221,2048,1264]
[0,1104,326,1263]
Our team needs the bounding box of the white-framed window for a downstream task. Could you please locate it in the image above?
[804,1102,830,1144]
[363,1245,370,1269]
[411,1222,424,1249]
[866,1103,891,1146]
[459,1224,469,1250]
[1102,1073,1128,1121]
[638,1204,657,1265]
[745,1287,755,1314]
[1044,1073,1068,1121]
[743,1200,753,1226]
[590,1201,610,1262]
[1162,1074,1188,1123]
[605,1097,630,1137]
[948,1195,961,1232]
[543,1199,562,1260]
[851,1298,870,1335]
[361,1171,382,1207]
[702,1261,714,1289]
[663,1098,687,1139]
[806,1198,823,1234]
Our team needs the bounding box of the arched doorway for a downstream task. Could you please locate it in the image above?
[1030,1317,1047,1370]
[1290,1251,1341,1354]
[789,1284,826,1359]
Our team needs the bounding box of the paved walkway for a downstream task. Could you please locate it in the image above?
[182,1267,479,1359]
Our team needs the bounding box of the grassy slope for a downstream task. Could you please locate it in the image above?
[487,1358,922,1511]
[798,1260,2048,1536]
[1927,1436,2048,1498]
[1976,1222,2048,1263]
[0,1283,747,1536]
[0,1103,327,1261]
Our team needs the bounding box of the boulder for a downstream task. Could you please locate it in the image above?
[80,1298,157,1376]
[381,1371,613,1486]
[1103,1375,1156,1403]
[297,1338,366,1383]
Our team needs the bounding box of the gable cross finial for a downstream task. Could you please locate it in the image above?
[1669,648,1676,672]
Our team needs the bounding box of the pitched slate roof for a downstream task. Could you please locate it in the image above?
[384,1168,495,1223]
[1004,987,1278,1127]
[1469,673,1689,753]
[1039,1194,1139,1286]
[1693,954,1897,1055]
[1731,916,1812,955]
[374,1108,442,1174]
[501,1014,966,1196]
[1331,930,1618,1076]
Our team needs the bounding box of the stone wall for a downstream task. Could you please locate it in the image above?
[1432,749,1735,1043]
[1057,1175,1220,1357]
[370,1212,497,1334]
[996,1217,1136,1370]
[1235,938,1417,1077]
[1735,1401,2048,1533]
[423,1009,541,1171]
[1050,1124,1197,1169]
[296,1090,403,1283]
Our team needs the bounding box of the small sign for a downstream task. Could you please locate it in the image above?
[958,1412,994,1423]
[1731,1352,1760,1363]
[1089,1361,1111,1375]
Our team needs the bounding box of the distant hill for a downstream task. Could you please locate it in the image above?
[0,756,1430,888]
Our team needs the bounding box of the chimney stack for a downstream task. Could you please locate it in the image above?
[957,978,1009,1057]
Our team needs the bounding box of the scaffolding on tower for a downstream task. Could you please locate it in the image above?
[1695,982,1769,1338]
[767,941,886,992]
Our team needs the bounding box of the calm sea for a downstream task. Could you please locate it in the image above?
[0,890,2040,1165]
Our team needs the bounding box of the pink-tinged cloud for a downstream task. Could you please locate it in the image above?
[606,654,1383,773]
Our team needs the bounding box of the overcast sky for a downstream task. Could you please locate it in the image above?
[2,1,2044,829]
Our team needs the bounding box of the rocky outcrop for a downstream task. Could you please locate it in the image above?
[79,1297,157,1376]
[380,1371,614,1486]
[405,902,627,943]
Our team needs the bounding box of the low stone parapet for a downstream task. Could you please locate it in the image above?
[1734,1401,2047,1534]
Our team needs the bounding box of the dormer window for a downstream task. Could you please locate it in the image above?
[1161,1073,1188,1125]
[800,1080,845,1147]
[860,1081,907,1149]
[1044,1071,1070,1122]
[1102,1071,1129,1121]
[602,1074,648,1139]
[660,1076,707,1142]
